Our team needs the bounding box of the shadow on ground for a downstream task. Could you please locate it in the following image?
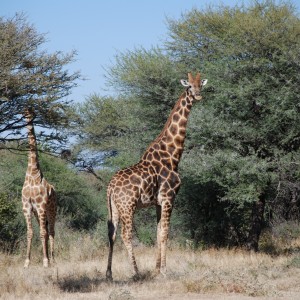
[57,270,154,293]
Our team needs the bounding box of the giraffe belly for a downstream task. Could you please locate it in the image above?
[137,192,157,208]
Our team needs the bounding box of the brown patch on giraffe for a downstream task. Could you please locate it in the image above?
[167,143,176,153]
[172,113,180,122]
[179,128,186,135]
[159,150,170,159]
[153,151,160,161]
[169,124,178,135]
[174,136,183,147]
[179,119,187,128]
[130,174,141,186]
[160,167,169,178]
[146,153,153,161]
[161,158,172,170]
[163,134,173,143]
[23,187,30,198]
[160,143,167,151]
[123,179,130,185]
[36,196,43,203]
[152,161,161,173]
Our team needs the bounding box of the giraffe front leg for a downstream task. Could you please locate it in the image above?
[159,200,173,276]
[39,214,49,267]
[121,218,139,280]
[24,213,33,268]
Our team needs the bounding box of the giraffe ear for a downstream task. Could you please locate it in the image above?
[201,79,208,86]
[181,79,190,87]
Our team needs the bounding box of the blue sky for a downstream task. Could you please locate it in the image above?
[2,0,300,102]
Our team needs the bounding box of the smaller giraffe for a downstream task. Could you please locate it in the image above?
[106,72,207,280]
[22,108,57,268]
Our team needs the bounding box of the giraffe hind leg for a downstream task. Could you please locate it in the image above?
[120,215,139,280]
[155,205,162,274]
[47,216,55,265]
[106,214,119,281]
[47,199,56,265]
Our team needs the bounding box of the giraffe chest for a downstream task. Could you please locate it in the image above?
[22,178,50,201]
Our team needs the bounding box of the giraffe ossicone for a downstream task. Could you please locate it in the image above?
[22,108,57,268]
[105,72,207,280]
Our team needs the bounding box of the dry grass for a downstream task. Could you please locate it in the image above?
[1,242,300,300]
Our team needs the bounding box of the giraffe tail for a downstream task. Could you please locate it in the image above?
[107,188,115,241]
[106,188,117,280]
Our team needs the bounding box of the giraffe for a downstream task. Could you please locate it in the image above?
[22,108,57,268]
[105,72,207,280]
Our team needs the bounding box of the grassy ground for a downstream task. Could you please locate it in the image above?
[1,239,300,300]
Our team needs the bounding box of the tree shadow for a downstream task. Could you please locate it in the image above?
[57,270,155,293]
[57,274,107,293]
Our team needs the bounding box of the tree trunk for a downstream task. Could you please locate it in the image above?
[246,193,266,252]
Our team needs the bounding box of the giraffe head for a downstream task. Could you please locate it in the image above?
[24,107,35,123]
[180,72,207,101]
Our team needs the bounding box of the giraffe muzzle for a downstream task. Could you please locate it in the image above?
[195,95,202,100]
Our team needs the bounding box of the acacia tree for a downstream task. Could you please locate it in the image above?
[166,0,300,250]
[0,13,80,152]
[76,1,300,250]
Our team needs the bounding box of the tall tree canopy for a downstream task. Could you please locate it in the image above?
[0,13,80,151]
[165,0,300,250]
[77,1,300,250]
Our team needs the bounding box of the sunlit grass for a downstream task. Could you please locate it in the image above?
[2,236,300,300]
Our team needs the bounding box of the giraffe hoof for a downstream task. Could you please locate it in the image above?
[24,259,30,268]
[154,268,160,276]
[106,270,113,282]
[154,267,167,277]
[132,273,141,281]
[43,258,49,268]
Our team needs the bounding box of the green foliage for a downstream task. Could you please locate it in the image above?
[75,95,143,168]
[134,209,157,246]
[73,1,300,248]
[0,192,25,253]
[0,13,81,152]
[0,148,106,253]
[0,150,27,252]
[164,0,300,246]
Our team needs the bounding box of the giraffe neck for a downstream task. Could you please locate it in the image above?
[142,90,194,169]
[26,121,42,180]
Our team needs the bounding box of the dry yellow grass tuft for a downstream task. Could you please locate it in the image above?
[1,245,300,300]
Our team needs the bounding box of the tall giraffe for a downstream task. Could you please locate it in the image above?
[22,108,57,268]
[106,72,207,280]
